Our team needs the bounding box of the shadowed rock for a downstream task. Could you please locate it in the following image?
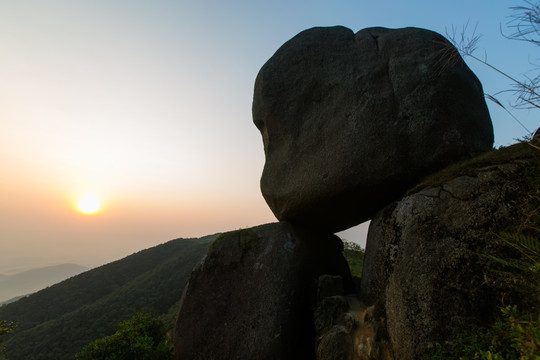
[174,222,353,360]
[316,325,354,360]
[253,26,493,233]
[361,155,537,359]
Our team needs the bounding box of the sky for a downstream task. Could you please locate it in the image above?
[0,1,538,273]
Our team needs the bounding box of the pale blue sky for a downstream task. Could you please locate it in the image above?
[0,1,537,272]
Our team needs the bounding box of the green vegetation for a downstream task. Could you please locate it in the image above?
[343,241,365,278]
[0,320,17,359]
[428,234,539,359]
[428,317,520,360]
[0,235,216,360]
[76,310,173,360]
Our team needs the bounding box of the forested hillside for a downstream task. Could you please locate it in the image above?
[0,234,216,360]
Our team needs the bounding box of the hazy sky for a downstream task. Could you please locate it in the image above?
[1,1,538,273]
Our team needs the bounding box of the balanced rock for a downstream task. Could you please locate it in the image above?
[253,26,493,233]
[360,144,539,359]
[174,222,353,360]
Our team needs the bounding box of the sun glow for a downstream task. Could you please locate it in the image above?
[77,193,101,214]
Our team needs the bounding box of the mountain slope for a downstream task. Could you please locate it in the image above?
[0,234,216,360]
[0,264,89,304]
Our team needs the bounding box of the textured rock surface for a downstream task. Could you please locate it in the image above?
[314,293,392,360]
[317,274,345,301]
[174,222,353,360]
[253,26,493,233]
[361,157,536,359]
[316,325,353,360]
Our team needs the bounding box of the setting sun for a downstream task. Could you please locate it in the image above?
[77,193,101,214]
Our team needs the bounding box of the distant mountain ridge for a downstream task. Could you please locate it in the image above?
[0,234,217,360]
[0,263,89,304]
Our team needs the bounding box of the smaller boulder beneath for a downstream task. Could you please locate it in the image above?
[174,222,353,360]
[360,148,538,359]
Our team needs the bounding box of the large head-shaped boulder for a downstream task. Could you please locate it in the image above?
[253,26,493,233]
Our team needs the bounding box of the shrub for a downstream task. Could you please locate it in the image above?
[343,241,365,278]
[75,310,173,360]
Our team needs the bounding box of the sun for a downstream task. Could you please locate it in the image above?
[77,193,101,214]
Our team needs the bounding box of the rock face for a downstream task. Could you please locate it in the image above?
[253,26,493,233]
[174,222,353,360]
[317,325,354,360]
[314,293,392,360]
[361,156,536,359]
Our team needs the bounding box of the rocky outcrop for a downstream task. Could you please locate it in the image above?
[174,25,528,360]
[360,145,539,359]
[174,222,353,360]
[253,26,493,233]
